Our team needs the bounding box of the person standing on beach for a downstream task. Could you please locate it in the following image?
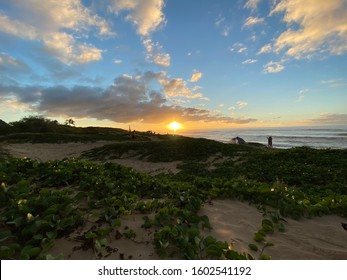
[267,136,273,148]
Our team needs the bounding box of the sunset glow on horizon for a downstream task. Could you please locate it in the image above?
[0,0,346,131]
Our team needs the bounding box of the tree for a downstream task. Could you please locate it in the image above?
[64,118,75,126]
[10,115,58,132]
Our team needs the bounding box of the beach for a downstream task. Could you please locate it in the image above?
[2,141,347,260]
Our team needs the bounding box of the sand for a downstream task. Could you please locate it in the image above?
[3,142,347,259]
[3,142,181,174]
[3,142,112,161]
[201,200,347,260]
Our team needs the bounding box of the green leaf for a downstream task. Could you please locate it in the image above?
[260,254,271,260]
[46,231,57,240]
[21,246,41,259]
[0,246,16,259]
[248,243,258,251]
[0,230,13,242]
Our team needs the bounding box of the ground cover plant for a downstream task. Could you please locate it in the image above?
[1,128,346,260]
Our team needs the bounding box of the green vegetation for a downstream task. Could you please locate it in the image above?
[0,117,346,259]
[0,116,150,143]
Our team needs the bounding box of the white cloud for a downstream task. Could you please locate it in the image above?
[244,0,261,13]
[238,47,248,53]
[114,59,122,64]
[6,0,113,36]
[215,15,225,26]
[243,16,264,28]
[143,38,170,67]
[191,85,202,91]
[0,52,30,73]
[270,0,347,58]
[263,61,285,73]
[0,1,112,64]
[190,70,203,82]
[43,32,103,64]
[320,79,345,88]
[257,43,272,55]
[237,101,248,108]
[297,88,309,102]
[222,26,231,37]
[0,12,38,40]
[109,0,165,36]
[242,59,257,64]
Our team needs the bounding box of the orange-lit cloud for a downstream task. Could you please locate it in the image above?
[189,70,203,82]
[109,0,165,36]
[143,38,170,67]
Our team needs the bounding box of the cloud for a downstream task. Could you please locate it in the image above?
[237,101,248,108]
[309,113,347,125]
[0,52,31,74]
[189,70,203,82]
[263,61,285,73]
[43,32,103,64]
[0,1,112,64]
[0,72,256,125]
[320,79,345,88]
[15,0,113,36]
[215,15,225,26]
[114,59,122,64]
[222,26,232,37]
[143,38,170,67]
[297,88,309,102]
[244,0,261,13]
[243,16,264,28]
[257,43,272,55]
[242,59,257,64]
[270,0,347,58]
[109,0,165,36]
[0,12,38,40]
[159,77,202,99]
[238,47,248,53]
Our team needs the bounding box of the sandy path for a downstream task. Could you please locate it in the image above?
[200,200,347,259]
[3,142,182,174]
[3,142,113,161]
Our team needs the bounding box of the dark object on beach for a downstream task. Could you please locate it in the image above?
[267,136,273,148]
[342,223,347,231]
[234,136,246,144]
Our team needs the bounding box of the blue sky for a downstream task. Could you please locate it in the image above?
[0,0,346,132]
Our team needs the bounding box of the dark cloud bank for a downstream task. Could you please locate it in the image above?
[0,71,256,125]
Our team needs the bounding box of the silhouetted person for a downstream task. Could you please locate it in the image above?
[267,136,273,148]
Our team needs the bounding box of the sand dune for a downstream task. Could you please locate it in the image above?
[3,142,347,259]
[201,200,347,260]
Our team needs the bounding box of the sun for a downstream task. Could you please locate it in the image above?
[168,121,182,132]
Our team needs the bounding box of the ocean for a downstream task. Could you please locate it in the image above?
[182,126,347,149]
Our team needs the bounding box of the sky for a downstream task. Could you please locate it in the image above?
[0,0,346,133]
